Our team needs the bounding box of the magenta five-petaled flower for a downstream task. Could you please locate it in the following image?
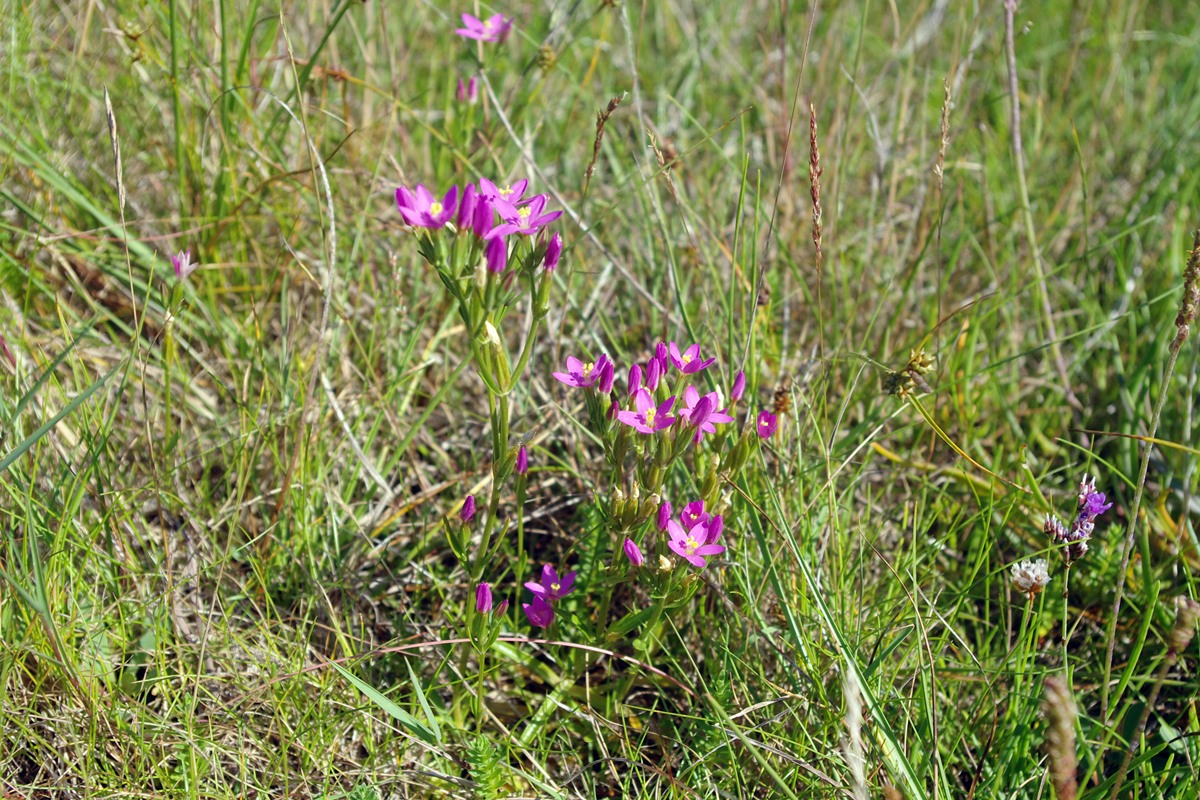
[667,519,726,568]
[455,13,512,43]
[522,595,554,628]
[172,249,198,280]
[478,178,528,205]
[668,341,716,375]
[617,388,676,434]
[679,500,707,528]
[681,386,734,441]
[553,353,613,389]
[487,194,563,238]
[757,410,778,439]
[397,184,458,228]
[525,564,576,602]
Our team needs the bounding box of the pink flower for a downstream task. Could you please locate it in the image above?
[472,196,495,239]
[667,519,726,568]
[757,410,778,439]
[617,388,676,434]
[487,195,563,238]
[522,595,554,628]
[171,249,198,280]
[623,538,644,566]
[525,564,576,602]
[679,500,708,529]
[668,341,715,374]
[396,183,458,228]
[478,178,528,205]
[553,353,613,388]
[455,13,512,43]
[681,386,734,441]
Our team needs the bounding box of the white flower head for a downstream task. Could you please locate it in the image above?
[1012,558,1051,598]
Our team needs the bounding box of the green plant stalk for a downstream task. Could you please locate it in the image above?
[1101,341,1183,721]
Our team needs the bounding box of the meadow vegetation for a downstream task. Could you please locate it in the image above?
[2,1,1200,797]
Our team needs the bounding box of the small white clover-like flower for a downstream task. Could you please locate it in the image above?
[1012,558,1051,599]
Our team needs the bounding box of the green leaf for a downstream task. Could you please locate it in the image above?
[330,662,439,746]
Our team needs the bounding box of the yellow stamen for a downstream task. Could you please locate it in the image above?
[644,409,656,425]
[430,202,443,215]
[499,185,515,198]
[582,362,594,377]
[684,536,699,554]
[517,207,532,221]
[550,582,560,592]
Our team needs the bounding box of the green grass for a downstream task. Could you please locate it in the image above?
[3,0,1200,797]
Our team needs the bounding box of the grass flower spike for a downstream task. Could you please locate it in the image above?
[454,13,511,43]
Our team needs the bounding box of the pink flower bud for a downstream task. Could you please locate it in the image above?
[657,500,672,531]
[731,370,746,402]
[485,234,507,273]
[543,232,562,271]
[623,538,644,566]
[457,183,477,229]
[475,583,493,613]
[597,359,615,393]
[516,445,528,475]
[628,364,643,395]
[756,410,778,439]
[645,357,662,390]
[461,495,476,522]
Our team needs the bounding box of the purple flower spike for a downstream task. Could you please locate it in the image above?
[516,446,528,475]
[455,13,512,43]
[543,232,562,271]
[460,495,476,522]
[616,388,676,434]
[398,184,458,228]
[475,583,493,613]
[485,234,507,273]
[757,410,778,439]
[525,565,576,601]
[668,341,716,374]
[666,519,726,569]
[623,538,644,567]
[479,178,529,205]
[731,370,746,402]
[522,595,554,628]
[487,194,563,238]
[657,501,672,531]
[628,364,644,396]
[171,249,198,281]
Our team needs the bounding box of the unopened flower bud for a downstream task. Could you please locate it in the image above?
[543,232,562,271]
[475,583,493,613]
[516,445,528,475]
[731,370,746,402]
[623,538,644,566]
[461,495,476,522]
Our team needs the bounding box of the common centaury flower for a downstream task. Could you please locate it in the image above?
[667,519,726,569]
[617,388,676,434]
[455,13,512,43]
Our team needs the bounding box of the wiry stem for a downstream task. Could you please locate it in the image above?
[1003,0,1081,411]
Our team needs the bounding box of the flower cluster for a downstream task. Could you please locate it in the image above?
[1045,473,1113,566]
[522,565,575,628]
[1011,558,1051,600]
[665,500,725,569]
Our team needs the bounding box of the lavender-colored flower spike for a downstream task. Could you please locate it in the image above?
[475,583,493,613]
[623,538,644,566]
[460,495,476,522]
[1047,473,1114,566]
